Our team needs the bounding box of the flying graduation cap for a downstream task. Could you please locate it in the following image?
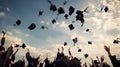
[104,6,109,12]
[15,44,19,47]
[84,54,88,58]
[76,10,85,26]
[28,23,36,30]
[78,48,82,52]
[41,26,45,29]
[64,42,67,46]
[58,7,65,14]
[68,24,74,30]
[113,38,120,44]
[69,6,75,15]
[50,4,57,12]
[88,41,92,44]
[64,14,68,19]
[86,29,89,32]
[21,43,26,49]
[15,43,26,49]
[72,37,78,46]
[16,19,21,26]
[52,19,56,24]
[63,0,67,5]
[38,11,43,17]
[41,26,48,29]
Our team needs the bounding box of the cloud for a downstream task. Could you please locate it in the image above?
[0,12,5,17]
[12,29,30,37]
[6,7,10,12]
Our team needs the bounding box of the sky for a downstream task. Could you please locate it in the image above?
[0,0,120,66]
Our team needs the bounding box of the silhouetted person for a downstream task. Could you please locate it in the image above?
[104,45,120,67]
[3,42,17,67]
[26,48,40,67]
[56,48,61,60]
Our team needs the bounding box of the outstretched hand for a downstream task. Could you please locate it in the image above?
[104,45,112,56]
[100,56,104,62]
[104,45,110,52]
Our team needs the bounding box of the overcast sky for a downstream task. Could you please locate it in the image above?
[0,0,120,66]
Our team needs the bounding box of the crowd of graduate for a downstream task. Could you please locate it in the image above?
[0,31,120,67]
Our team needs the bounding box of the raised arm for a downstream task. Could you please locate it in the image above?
[104,45,112,56]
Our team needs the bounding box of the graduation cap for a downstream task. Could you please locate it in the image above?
[52,19,56,24]
[64,42,67,46]
[78,48,82,52]
[41,26,45,29]
[21,43,26,49]
[113,40,120,44]
[104,6,109,12]
[86,29,89,32]
[58,7,65,14]
[50,4,57,12]
[76,10,84,26]
[63,0,67,5]
[28,23,36,30]
[16,19,21,26]
[38,11,43,17]
[72,37,78,46]
[64,14,68,19]
[68,24,74,30]
[69,6,75,15]
[88,41,92,44]
[15,44,19,47]
[84,54,88,58]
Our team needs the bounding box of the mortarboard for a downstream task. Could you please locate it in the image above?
[104,6,109,12]
[113,40,119,44]
[28,23,36,30]
[41,26,45,29]
[38,11,43,17]
[64,14,68,19]
[84,54,88,58]
[16,20,21,26]
[50,4,57,12]
[72,37,78,46]
[64,42,67,46]
[69,6,75,15]
[86,29,89,32]
[78,48,82,52]
[76,10,84,25]
[15,44,19,47]
[88,41,92,44]
[58,7,65,14]
[21,43,26,49]
[63,0,67,5]
[68,24,74,30]
[52,19,56,24]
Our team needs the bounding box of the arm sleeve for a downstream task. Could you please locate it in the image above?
[109,55,120,67]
